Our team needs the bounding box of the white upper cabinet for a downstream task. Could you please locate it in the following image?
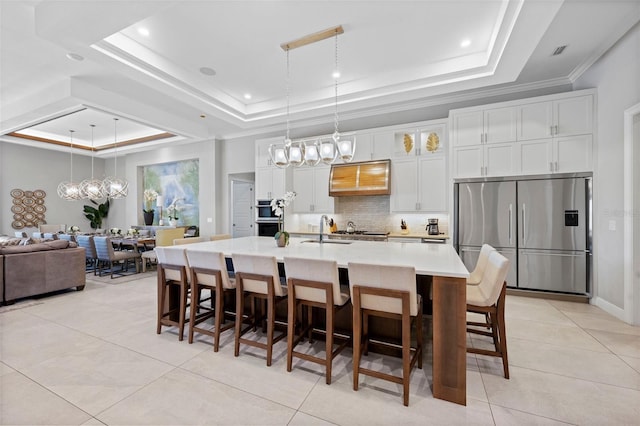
[292,166,333,213]
[391,120,448,212]
[451,107,516,146]
[255,137,282,168]
[518,95,593,140]
[255,167,286,201]
[452,90,595,178]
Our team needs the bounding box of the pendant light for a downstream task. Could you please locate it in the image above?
[330,30,355,163]
[80,124,106,200]
[57,130,81,200]
[103,118,128,199]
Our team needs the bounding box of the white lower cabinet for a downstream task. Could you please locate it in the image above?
[292,166,333,213]
[391,156,447,212]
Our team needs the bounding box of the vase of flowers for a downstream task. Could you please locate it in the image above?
[271,191,296,247]
[69,225,80,235]
[167,197,183,227]
[143,189,159,225]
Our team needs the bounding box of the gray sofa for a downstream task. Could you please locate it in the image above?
[0,239,86,305]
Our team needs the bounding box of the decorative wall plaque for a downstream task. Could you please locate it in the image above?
[10,188,47,229]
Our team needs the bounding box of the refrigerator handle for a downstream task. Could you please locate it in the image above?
[508,204,513,245]
[521,203,526,243]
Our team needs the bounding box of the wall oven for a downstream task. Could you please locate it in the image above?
[255,199,279,237]
[256,199,278,220]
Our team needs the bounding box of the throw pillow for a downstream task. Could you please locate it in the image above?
[0,238,23,247]
[19,237,34,246]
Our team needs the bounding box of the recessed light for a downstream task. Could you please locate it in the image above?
[332,71,340,79]
[244,93,252,100]
[66,52,84,61]
[138,27,150,37]
[199,67,216,76]
[460,39,471,48]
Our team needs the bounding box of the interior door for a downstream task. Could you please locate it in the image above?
[232,180,254,238]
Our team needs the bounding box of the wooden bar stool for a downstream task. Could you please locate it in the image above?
[348,262,423,407]
[155,246,190,341]
[232,253,287,366]
[185,250,236,351]
[284,257,351,384]
[466,250,510,379]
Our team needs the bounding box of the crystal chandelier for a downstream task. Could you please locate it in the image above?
[57,130,81,200]
[269,25,354,168]
[79,124,106,200]
[103,118,128,199]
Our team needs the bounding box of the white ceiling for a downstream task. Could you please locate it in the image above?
[1,0,639,154]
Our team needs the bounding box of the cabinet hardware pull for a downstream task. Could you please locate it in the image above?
[550,162,553,172]
[522,204,526,242]
[555,125,559,135]
[550,125,554,136]
[508,204,513,245]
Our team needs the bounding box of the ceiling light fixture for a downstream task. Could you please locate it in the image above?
[138,27,150,37]
[102,118,128,199]
[199,66,216,76]
[80,124,106,200]
[460,39,471,48]
[269,25,354,168]
[57,130,81,201]
[65,52,84,61]
[244,93,252,100]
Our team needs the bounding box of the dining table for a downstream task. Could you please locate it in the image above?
[161,236,470,405]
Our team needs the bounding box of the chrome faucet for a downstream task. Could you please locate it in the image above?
[319,215,329,243]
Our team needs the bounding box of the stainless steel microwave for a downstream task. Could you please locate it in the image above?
[256,199,278,220]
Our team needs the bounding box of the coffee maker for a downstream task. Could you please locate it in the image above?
[426,218,439,235]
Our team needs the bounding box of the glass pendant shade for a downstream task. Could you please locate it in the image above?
[336,133,356,163]
[319,137,338,165]
[103,177,128,199]
[57,181,81,200]
[287,140,305,167]
[269,143,290,168]
[304,140,321,166]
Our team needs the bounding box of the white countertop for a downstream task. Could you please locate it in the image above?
[165,236,469,278]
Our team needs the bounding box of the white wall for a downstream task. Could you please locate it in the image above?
[218,136,255,234]
[122,140,217,237]
[575,23,640,310]
[0,142,107,234]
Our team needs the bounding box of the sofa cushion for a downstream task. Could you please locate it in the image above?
[0,237,24,247]
[0,240,69,255]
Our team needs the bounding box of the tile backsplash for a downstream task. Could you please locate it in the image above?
[288,195,449,234]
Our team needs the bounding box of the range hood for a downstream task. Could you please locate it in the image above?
[329,159,391,196]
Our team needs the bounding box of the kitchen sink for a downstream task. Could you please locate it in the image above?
[301,239,352,245]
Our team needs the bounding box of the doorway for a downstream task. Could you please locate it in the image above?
[231,180,254,238]
[623,102,640,325]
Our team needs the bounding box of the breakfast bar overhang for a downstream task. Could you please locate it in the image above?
[162,236,470,405]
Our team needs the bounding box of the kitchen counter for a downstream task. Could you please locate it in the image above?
[289,231,450,242]
[163,236,469,405]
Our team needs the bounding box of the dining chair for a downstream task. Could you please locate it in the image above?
[232,253,287,366]
[155,246,191,341]
[173,237,205,245]
[466,250,511,379]
[185,250,236,351]
[141,227,185,272]
[284,257,351,384]
[348,262,423,407]
[210,234,232,241]
[14,231,27,238]
[59,233,76,243]
[76,235,97,274]
[93,236,141,278]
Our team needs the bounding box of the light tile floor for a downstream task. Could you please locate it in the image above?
[1,272,639,425]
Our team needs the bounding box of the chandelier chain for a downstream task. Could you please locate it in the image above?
[90,125,95,177]
[286,49,290,141]
[334,31,339,136]
[69,130,75,181]
[113,118,119,176]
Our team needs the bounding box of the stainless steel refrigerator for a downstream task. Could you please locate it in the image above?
[455,174,592,295]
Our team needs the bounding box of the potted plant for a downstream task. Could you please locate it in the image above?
[270,191,296,247]
[143,189,159,225]
[166,197,184,227]
[83,198,110,230]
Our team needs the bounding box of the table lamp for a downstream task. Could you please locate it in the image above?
[156,195,164,226]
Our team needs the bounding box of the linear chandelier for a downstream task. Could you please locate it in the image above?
[269,25,355,168]
[79,124,106,200]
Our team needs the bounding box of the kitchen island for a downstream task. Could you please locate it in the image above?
[162,236,469,405]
